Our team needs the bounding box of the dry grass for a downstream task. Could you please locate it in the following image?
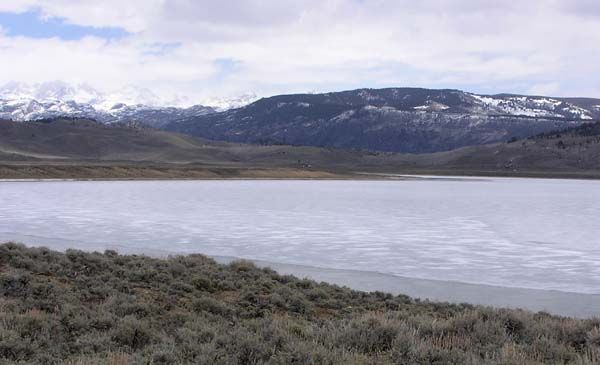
[0,164,350,180]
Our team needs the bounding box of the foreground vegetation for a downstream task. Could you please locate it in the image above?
[1,244,600,364]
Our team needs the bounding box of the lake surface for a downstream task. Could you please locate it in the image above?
[1,178,600,294]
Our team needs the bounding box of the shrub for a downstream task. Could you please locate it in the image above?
[191,275,215,292]
[111,317,153,350]
[192,297,231,316]
[1,243,599,364]
[337,315,399,353]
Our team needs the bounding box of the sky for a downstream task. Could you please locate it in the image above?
[0,0,599,102]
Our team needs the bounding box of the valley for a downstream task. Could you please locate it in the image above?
[1,116,600,180]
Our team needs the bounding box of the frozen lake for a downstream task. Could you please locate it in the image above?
[1,178,600,294]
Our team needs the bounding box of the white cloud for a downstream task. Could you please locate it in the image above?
[528,82,561,96]
[0,1,39,13]
[0,35,216,96]
[0,0,599,100]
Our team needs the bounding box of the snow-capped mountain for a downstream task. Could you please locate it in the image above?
[201,92,260,111]
[0,82,217,127]
[0,81,104,105]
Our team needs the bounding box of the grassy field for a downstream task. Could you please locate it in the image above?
[0,164,353,180]
[1,243,600,364]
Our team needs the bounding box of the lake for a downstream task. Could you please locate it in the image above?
[1,178,600,296]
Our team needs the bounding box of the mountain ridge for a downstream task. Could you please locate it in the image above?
[166,87,600,153]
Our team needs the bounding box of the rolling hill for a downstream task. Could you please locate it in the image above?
[0,118,391,178]
[1,118,600,179]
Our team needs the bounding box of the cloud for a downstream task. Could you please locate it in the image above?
[0,1,39,13]
[0,0,599,100]
[0,35,216,93]
[528,82,561,96]
[561,0,600,18]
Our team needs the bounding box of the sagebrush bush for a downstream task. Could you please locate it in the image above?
[1,242,599,364]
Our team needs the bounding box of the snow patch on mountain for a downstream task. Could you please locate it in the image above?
[202,93,259,111]
[561,105,593,120]
[469,94,593,119]
[332,109,356,122]
[275,101,311,109]
[357,90,385,102]
[413,101,450,111]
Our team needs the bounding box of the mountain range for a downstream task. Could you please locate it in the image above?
[2,83,599,154]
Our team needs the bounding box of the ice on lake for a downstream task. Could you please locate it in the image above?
[1,178,599,294]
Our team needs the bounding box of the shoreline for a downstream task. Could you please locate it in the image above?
[222,256,600,319]
[5,240,600,318]
[2,162,600,181]
[2,172,600,183]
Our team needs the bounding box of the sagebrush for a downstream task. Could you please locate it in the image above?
[1,243,599,364]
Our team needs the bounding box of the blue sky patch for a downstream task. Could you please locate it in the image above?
[0,10,129,40]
